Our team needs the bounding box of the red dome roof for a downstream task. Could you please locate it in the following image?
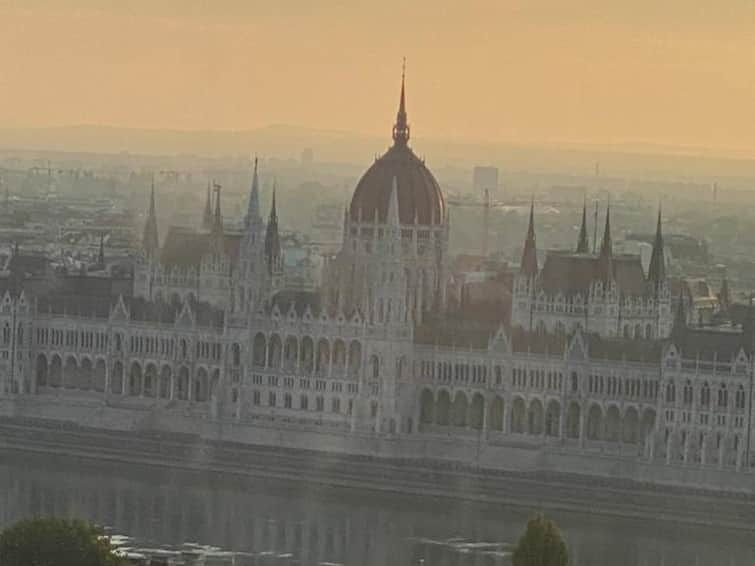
[349,143,445,225]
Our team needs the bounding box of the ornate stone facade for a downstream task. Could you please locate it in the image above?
[0,75,753,488]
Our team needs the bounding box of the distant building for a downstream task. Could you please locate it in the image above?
[473,166,499,197]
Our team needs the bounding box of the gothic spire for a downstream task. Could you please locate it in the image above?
[264,182,281,276]
[246,156,261,228]
[202,181,213,230]
[211,181,223,237]
[576,199,589,253]
[392,59,410,146]
[520,199,538,277]
[598,202,613,282]
[648,207,665,283]
[142,179,159,256]
[599,204,612,259]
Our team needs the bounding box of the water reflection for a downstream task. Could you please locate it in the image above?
[0,452,752,566]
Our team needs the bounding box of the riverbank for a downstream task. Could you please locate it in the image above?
[1,415,754,532]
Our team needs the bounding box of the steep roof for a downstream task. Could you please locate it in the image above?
[414,311,503,349]
[672,327,748,362]
[538,252,647,296]
[587,334,666,363]
[160,228,241,270]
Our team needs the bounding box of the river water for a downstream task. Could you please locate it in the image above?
[0,453,751,566]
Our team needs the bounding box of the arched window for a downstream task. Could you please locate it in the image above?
[369,355,380,379]
[701,382,710,407]
[718,384,728,408]
[665,381,676,404]
[736,385,746,410]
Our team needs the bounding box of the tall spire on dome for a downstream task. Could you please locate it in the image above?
[392,58,410,146]
[576,198,589,253]
[143,177,159,256]
[648,206,665,284]
[202,181,213,230]
[520,199,538,277]
[246,156,261,228]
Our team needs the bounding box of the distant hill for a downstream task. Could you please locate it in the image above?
[1,124,755,180]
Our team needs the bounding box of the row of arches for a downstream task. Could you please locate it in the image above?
[418,388,656,444]
[35,354,219,403]
[666,380,747,411]
[658,428,743,468]
[581,403,655,444]
[252,334,364,377]
[35,355,107,392]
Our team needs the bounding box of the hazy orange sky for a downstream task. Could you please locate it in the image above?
[1,1,755,152]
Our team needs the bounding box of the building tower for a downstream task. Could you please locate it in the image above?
[322,63,448,326]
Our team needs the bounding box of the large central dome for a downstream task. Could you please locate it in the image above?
[349,72,445,226]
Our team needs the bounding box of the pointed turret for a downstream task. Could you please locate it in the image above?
[520,200,538,277]
[264,184,281,275]
[648,207,665,284]
[599,205,612,258]
[202,181,213,230]
[245,157,261,228]
[576,200,589,253]
[142,180,159,257]
[392,59,410,146]
[598,203,613,281]
[211,182,223,237]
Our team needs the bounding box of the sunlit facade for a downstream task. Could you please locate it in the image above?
[0,77,753,489]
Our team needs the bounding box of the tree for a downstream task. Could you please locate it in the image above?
[0,517,124,566]
[512,514,569,566]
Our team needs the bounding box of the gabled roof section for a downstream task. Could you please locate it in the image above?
[415,312,501,349]
[519,201,538,277]
[538,252,646,296]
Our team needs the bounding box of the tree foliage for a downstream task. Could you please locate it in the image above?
[512,514,569,566]
[0,517,124,566]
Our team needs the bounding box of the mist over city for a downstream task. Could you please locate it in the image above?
[0,2,754,566]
